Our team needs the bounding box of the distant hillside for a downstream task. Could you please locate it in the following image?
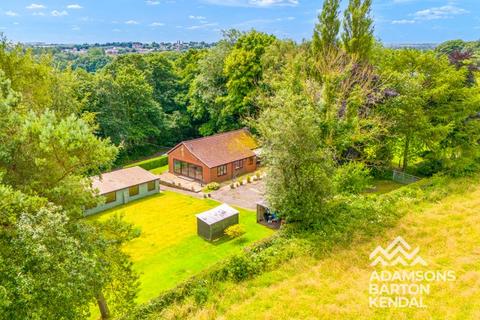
[386,43,437,50]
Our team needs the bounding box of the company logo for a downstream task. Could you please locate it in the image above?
[369,236,427,267]
[368,236,456,309]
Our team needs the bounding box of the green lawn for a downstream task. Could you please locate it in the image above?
[92,191,273,303]
[150,164,169,175]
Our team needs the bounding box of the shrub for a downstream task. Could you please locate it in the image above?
[447,157,480,178]
[246,175,252,183]
[230,183,235,189]
[333,162,373,194]
[226,254,260,281]
[205,182,220,192]
[191,282,209,304]
[416,159,444,177]
[125,155,168,171]
[255,172,261,179]
[224,224,245,238]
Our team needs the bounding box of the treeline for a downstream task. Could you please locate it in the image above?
[11,26,479,170]
[254,0,480,226]
[0,37,139,318]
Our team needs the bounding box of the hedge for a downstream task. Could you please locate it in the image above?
[124,155,168,171]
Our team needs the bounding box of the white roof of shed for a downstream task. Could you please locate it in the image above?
[196,204,239,226]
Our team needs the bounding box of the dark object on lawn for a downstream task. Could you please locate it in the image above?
[196,204,239,241]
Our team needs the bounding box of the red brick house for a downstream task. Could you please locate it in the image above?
[167,128,260,184]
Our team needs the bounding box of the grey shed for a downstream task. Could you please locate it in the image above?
[196,204,239,241]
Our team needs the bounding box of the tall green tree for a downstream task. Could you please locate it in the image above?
[0,56,138,318]
[0,40,84,116]
[376,48,480,173]
[257,90,335,225]
[223,30,275,125]
[312,0,341,55]
[188,32,235,135]
[342,0,374,61]
[87,65,168,159]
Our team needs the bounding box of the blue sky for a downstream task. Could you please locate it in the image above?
[0,0,478,44]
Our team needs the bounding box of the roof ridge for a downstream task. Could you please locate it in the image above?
[182,128,249,145]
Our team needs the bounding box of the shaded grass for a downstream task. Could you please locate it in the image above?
[150,164,169,175]
[91,191,273,303]
[368,179,404,194]
[155,177,480,319]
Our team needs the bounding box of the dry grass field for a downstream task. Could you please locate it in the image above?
[156,180,480,319]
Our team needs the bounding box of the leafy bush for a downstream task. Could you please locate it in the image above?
[415,159,444,177]
[333,162,373,194]
[224,224,245,238]
[226,254,261,281]
[125,155,168,171]
[447,157,480,178]
[204,182,220,192]
[191,282,209,304]
[246,175,252,183]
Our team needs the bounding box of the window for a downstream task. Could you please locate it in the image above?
[249,157,254,165]
[174,160,181,174]
[129,185,139,197]
[147,181,156,191]
[195,166,203,181]
[105,192,116,204]
[173,160,203,181]
[217,164,227,176]
[234,159,244,170]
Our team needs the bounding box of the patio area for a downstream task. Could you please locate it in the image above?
[158,172,203,193]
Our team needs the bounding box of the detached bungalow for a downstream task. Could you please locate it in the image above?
[85,166,160,215]
[167,128,260,184]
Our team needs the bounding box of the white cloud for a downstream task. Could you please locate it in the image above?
[51,10,68,17]
[234,16,295,28]
[187,22,219,30]
[125,20,140,25]
[250,0,298,6]
[5,11,18,17]
[150,22,165,27]
[33,12,45,16]
[189,15,206,20]
[72,25,80,31]
[203,0,298,7]
[146,0,160,5]
[67,4,83,9]
[413,5,468,21]
[27,3,46,10]
[391,19,415,24]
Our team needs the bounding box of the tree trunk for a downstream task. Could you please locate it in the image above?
[402,135,410,172]
[97,292,110,320]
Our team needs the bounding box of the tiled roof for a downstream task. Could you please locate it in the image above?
[91,166,158,195]
[168,128,259,168]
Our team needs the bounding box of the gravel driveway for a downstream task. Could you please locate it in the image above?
[210,180,265,210]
